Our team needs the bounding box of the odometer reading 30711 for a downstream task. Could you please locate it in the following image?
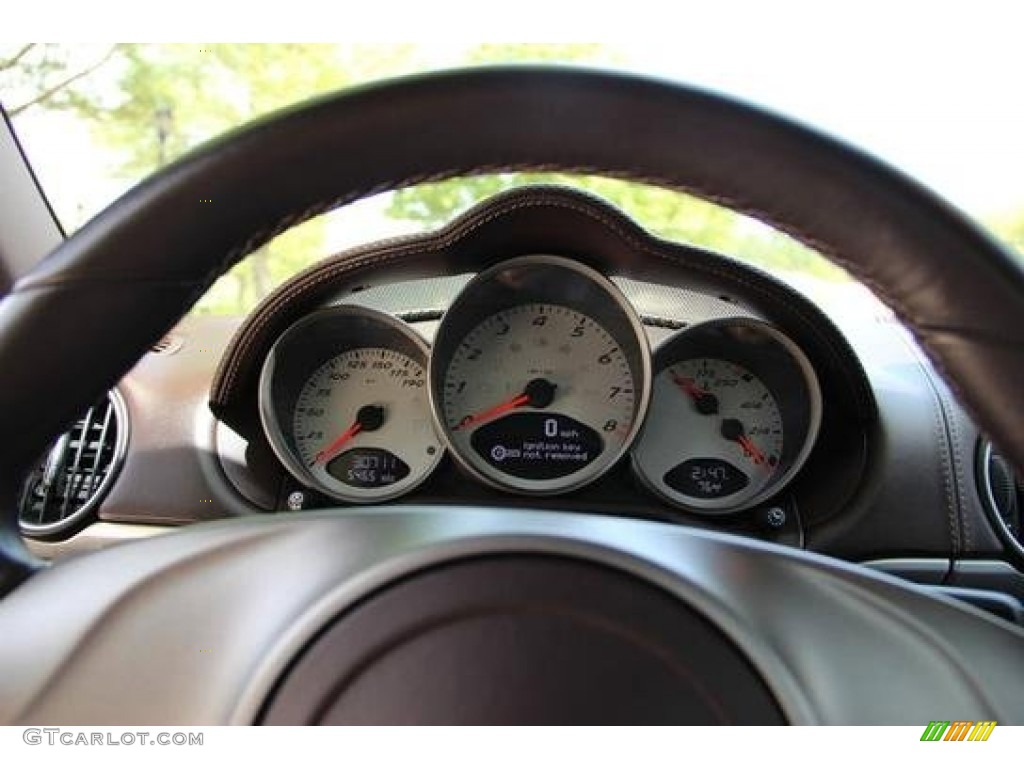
[440,303,638,492]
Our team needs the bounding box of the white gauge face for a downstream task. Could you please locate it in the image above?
[633,358,784,511]
[439,303,640,493]
[293,347,442,502]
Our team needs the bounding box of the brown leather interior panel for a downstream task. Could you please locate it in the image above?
[99,316,254,525]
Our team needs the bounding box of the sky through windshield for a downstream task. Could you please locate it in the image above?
[3,26,1022,314]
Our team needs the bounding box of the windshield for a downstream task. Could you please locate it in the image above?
[3,41,1022,315]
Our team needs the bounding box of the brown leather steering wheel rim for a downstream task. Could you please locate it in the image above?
[0,65,1022,592]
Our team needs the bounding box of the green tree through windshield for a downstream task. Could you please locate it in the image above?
[3,42,1022,315]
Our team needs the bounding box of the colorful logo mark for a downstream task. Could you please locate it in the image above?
[920,721,996,741]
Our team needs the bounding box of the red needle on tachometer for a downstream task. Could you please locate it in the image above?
[454,393,529,431]
[312,404,385,465]
[453,378,556,431]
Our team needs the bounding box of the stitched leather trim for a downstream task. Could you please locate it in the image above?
[209,187,876,434]
[896,328,962,556]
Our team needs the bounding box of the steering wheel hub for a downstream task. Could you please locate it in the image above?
[261,555,784,724]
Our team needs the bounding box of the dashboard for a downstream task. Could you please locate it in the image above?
[18,186,1023,608]
[258,255,821,517]
[202,185,879,549]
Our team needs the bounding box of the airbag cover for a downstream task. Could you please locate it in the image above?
[261,555,784,724]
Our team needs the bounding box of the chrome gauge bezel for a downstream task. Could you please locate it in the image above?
[428,254,652,495]
[631,317,822,515]
[258,305,444,504]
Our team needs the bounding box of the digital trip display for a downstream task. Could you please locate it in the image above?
[326,448,411,489]
[664,457,749,499]
[470,412,603,480]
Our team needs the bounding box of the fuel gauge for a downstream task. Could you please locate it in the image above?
[632,318,821,514]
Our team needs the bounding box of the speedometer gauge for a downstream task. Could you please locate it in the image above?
[259,306,443,503]
[293,347,435,494]
[632,318,821,514]
[430,255,651,494]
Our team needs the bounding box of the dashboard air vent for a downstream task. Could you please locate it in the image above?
[18,390,128,537]
[977,440,1022,547]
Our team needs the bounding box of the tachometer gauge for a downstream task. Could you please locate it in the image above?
[430,255,651,494]
[632,318,821,514]
[259,306,443,503]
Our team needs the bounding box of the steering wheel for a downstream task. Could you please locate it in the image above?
[1,67,1023,725]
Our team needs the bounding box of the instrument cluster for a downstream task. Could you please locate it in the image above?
[258,254,822,516]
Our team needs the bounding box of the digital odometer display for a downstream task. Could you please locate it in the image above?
[326,448,411,488]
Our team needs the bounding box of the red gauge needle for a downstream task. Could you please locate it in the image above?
[312,404,385,465]
[313,421,362,465]
[672,374,706,398]
[453,378,556,431]
[671,373,719,415]
[454,393,529,431]
[737,435,767,466]
[721,418,767,466]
